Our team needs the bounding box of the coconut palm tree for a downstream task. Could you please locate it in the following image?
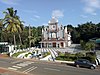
[0,19,3,42]
[3,7,23,49]
[17,21,24,45]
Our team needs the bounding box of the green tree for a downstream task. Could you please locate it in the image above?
[76,22,96,42]
[3,7,23,49]
[80,40,86,49]
[0,19,3,42]
[85,41,95,51]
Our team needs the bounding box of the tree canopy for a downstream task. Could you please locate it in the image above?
[0,7,100,48]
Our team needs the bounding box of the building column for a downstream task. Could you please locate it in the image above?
[41,43,42,48]
[63,42,66,48]
[44,43,46,48]
[47,43,49,48]
[56,42,58,48]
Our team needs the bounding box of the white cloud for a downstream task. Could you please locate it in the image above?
[80,15,88,18]
[30,18,37,21]
[83,7,97,15]
[30,15,40,22]
[24,23,30,26]
[42,23,48,26]
[34,15,40,19]
[0,0,20,5]
[52,10,64,18]
[82,0,100,15]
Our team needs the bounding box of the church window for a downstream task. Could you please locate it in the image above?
[46,28,48,31]
[61,26,62,30]
[52,33,56,38]
[53,25,55,28]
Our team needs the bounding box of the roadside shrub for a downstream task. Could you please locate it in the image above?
[43,52,50,57]
[25,52,32,57]
[64,52,70,56]
[56,53,77,61]
[56,51,96,63]
[56,56,77,61]
[75,52,85,59]
[12,51,25,57]
[57,51,61,56]
[86,52,96,63]
[25,54,28,57]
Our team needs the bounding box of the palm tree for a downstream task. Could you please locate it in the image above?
[17,21,24,45]
[3,7,23,49]
[0,19,3,42]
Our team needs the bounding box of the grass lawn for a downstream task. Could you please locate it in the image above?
[12,51,26,57]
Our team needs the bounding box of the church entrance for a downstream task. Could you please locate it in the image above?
[53,42,56,47]
[61,42,63,48]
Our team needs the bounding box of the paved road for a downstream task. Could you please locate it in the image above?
[0,58,100,75]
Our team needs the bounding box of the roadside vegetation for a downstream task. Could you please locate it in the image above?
[80,40,95,51]
[25,52,32,57]
[12,51,25,57]
[56,52,96,63]
[42,52,51,58]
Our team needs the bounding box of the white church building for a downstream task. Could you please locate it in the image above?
[40,17,71,48]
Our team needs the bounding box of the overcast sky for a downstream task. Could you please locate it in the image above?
[0,0,100,27]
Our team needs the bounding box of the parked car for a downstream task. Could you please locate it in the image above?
[74,59,96,69]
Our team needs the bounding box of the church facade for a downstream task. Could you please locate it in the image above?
[40,17,71,48]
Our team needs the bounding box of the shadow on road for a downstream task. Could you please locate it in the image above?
[66,63,76,67]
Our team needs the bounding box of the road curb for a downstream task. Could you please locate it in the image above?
[55,60,74,64]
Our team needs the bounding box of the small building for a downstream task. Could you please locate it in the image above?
[90,38,100,50]
[40,17,71,48]
[0,42,9,53]
[95,39,100,50]
[0,42,17,53]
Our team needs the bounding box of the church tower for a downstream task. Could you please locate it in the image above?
[40,17,71,48]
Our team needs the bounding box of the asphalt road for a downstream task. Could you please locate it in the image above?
[0,58,100,75]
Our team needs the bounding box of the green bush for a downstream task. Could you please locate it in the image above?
[75,52,85,60]
[12,51,25,57]
[43,52,50,57]
[28,52,32,55]
[56,52,96,62]
[25,53,32,57]
[86,52,96,63]
[25,54,28,57]
[56,54,77,61]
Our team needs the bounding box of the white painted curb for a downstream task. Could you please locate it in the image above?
[55,60,74,64]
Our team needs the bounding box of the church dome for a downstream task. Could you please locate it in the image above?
[48,17,58,24]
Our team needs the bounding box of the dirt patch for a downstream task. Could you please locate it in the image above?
[0,68,28,75]
[0,54,9,58]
